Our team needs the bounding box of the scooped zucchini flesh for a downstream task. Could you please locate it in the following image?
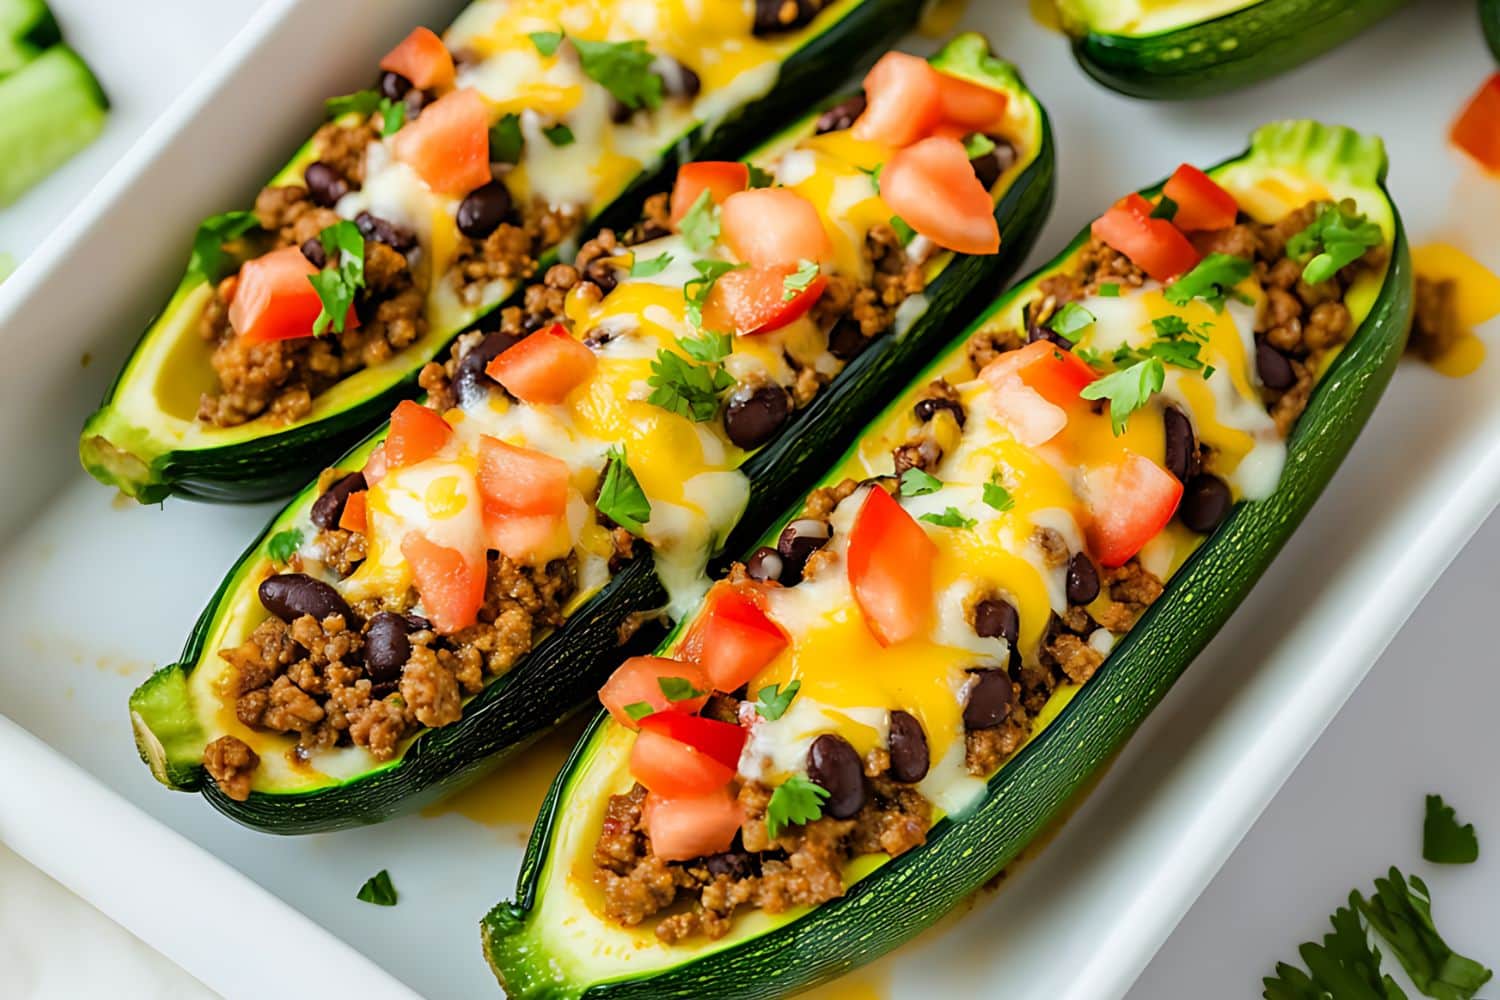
[128,35,1055,833]
[78,0,902,504]
[481,120,1412,999]
[1056,0,1408,100]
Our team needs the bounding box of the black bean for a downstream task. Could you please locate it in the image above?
[355,210,416,253]
[753,0,820,35]
[609,96,634,124]
[777,518,830,582]
[745,546,785,583]
[724,384,791,450]
[963,669,1014,730]
[404,87,432,118]
[453,330,522,407]
[972,598,1019,645]
[309,471,368,530]
[1163,406,1198,483]
[806,734,865,818]
[258,573,351,624]
[403,613,432,631]
[656,56,701,99]
[827,317,868,361]
[887,710,929,783]
[363,611,414,688]
[1066,552,1100,605]
[379,70,413,102]
[1256,340,1296,390]
[815,94,866,135]
[970,151,1002,191]
[456,181,516,239]
[303,161,350,208]
[1179,474,1233,533]
[913,396,966,428]
[704,849,758,879]
[299,237,327,269]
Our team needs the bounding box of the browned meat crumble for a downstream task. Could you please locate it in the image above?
[1408,274,1463,363]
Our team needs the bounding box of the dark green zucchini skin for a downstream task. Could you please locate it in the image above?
[1068,0,1406,100]
[1484,0,1500,60]
[482,130,1413,999]
[176,47,1056,835]
[81,0,920,506]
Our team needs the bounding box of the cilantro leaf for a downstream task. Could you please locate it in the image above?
[1098,282,1120,298]
[964,133,996,158]
[325,89,381,120]
[899,468,942,497]
[860,163,882,193]
[1080,357,1165,435]
[983,478,1014,512]
[489,113,524,164]
[754,680,800,721]
[683,258,742,330]
[1263,897,1406,1000]
[679,330,732,364]
[889,215,916,244]
[189,211,260,283]
[266,528,303,563]
[355,869,397,906]
[766,774,829,838]
[1047,302,1095,343]
[630,252,674,278]
[597,445,650,535]
[782,259,820,301]
[378,97,405,137]
[1357,869,1492,999]
[308,220,365,336]
[678,191,720,255]
[623,701,654,722]
[1287,202,1384,285]
[746,163,775,188]
[646,349,733,421]
[1163,253,1252,312]
[542,122,575,146]
[919,507,976,530]
[1423,794,1479,864]
[573,36,663,111]
[658,676,705,702]
[529,30,563,56]
[1150,195,1178,221]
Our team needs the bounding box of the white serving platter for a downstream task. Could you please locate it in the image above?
[1,2,1497,998]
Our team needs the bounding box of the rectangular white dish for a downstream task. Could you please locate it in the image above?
[1,2,1497,999]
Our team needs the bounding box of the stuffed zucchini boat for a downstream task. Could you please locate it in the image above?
[1056,0,1406,99]
[79,0,919,504]
[482,119,1412,998]
[128,35,1058,833]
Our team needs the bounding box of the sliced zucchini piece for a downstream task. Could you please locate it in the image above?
[128,35,1057,834]
[79,0,919,505]
[482,120,1413,998]
[0,0,60,76]
[0,45,106,206]
[1057,0,1407,99]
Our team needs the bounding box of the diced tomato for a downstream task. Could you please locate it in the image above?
[389,87,491,196]
[385,400,453,469]
[484,512,571,565]
[363,443,389,486]
[669,162,750,226]
[379,26,456,92]
[1452,73,1500,174]
[643,788,745,862]
[476,437,569,516]
[1086,454,1184,568]
[720,188,833,268]
[979,341,1098,409]
[229,247,328,343]
[630,713,746,796]
[846,487,936,646]
[935,72,1009,133]
[400,532,486,633]
[679,582,788,692]
[599,656,712,729]
[484,323,597,404]
[703,264,826,336]
[1162,164,1238,232]
[852,51,943,147]
[338,490,368,534]
[881,136,1000,255]
[1091,193,1200,282]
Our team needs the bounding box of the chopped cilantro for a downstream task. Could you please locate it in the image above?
[630,252,673,278]
[746,163,775,188]
[890,215,916,244]
[597,445,651,535]
[647,349,734,421]
[683,258,743,330]
[657,676,705,702]
[1423,794,1479,864]
[919,507,976,530]
[983,477,1014,512]
[1287,201,1384,285]
[964,133,996,158]
[678,190,720,255]
[266,528,303,563]
[528,30,563,56]
[1098,282,1120,297]
[542,122,575,146]
[766,774,829,838]
[1047,301,1095,343]
[378,97,405,137]
[754,680,801,721]
[308,220,365,336]
[355,869,397,906]
[623,701,654,722]
[1163,252,1253,311]
[325,89,381,120]
[1149,195,1178,221]
[188,210,260,283]
[679,330,732,364]
[1149,338,1207,373]
[899,468,942,497]
[782,259,820,301]
[860,163,882,193]
[574,36,663,111]
[1080,357,1164,435]
[489,114,524,164]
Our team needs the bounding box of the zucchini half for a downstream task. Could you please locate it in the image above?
[127,34,1058,833]
[1056,0,1406,99]
[78,0,918,505]
[1485,0,1500,60]
[480,120,1413,999]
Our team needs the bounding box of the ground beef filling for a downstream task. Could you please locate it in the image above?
[450,196,584,306]
[201,534,576,800]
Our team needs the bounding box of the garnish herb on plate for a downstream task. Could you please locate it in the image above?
[766,774,829,837]
[489,114,524,164]
[1047,301,1095,342]
[782,259,820,301]
[356,869,398,906]
[1286,201,1383,285]
[630,252,674,278]
[324,90,382,120]
[983,476,1014,512]
[648,349,734,421]
[308,220,365,336]
[679,192,721,255]
[1081,358,1165,435]
[919,507,976,530]
[597,446,650,535]
[189,211,260,283]
[542,122,575,147]
[899,468,942,497]
[658,676,706,702]
[623,701,654,722]
[755,680,801,721]
[1422,794,1479,865]
[266,529,303,563]
[1164,252,1252,311]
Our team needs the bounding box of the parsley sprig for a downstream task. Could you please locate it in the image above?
[657,676,705,702]
[679,191,721,255]
[597,445,650,535]
[1423,794,1479,865]
[1164,252,1252,311]
[754,680,800,721]
[1080,358,1165,435]
[189,211,260,283]
[530,31,663,111]
[683,258,742,330]
[766,774,829,838]
[355,869,397,906]
[983,475,1014,512]
[308,220,365,336]
[1046,302,1095,343]
[1286,201,1383,285]
[899,468,942,497]
[919,507,976,530]
[647,349,734,421]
